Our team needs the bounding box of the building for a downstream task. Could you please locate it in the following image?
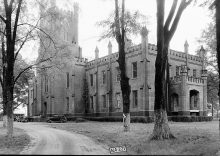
[28,1,207,117]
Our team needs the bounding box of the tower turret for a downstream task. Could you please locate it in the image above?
[72,3,79,45]
[141,26,148,58]
[184,40,189,66]
[108,41,112,55]
[95,46,99,59]
[200,45,205,70]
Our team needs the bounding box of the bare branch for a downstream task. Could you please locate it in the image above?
[0,15,6,23]
[166,0,192,42]
[12,0,22,44]
[164,0,178,32]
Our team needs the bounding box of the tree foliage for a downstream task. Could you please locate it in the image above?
[96,9,146,41]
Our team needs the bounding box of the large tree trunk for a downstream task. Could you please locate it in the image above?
[216,1,220,116]
[151,0,175,139]
[151,46,175,140]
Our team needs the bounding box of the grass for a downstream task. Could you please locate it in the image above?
[0,126,30,154]
[46,121,220,155]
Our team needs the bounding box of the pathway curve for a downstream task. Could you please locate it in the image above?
[15,122,109,155]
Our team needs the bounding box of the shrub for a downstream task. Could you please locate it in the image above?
[168,116,213,122]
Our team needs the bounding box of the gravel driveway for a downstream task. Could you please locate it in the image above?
[15,122,109,155]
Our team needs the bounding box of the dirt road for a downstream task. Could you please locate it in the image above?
[15,122,110,155]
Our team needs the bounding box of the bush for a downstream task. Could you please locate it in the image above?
[83,116,154,123]
[75,118,88,123]
[168,116,213,122]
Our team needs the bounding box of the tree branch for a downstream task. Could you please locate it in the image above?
[115,0,121,43]
[164,0,178,32]
[166,0,192,42]
[12,0,22,44]
[0,15,6,23]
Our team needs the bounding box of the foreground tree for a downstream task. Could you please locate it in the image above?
[0,0,58,137]
[215,1,220,108]
[97,0,145,131]
[151,0,192,140]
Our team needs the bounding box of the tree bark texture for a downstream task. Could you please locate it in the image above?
[151,0,172,140]
[151,0,191,140]
[215,0,220,114]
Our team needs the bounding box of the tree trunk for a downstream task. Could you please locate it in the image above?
[3,115,7,128]
[6,84,14,138]
[151,109,175,140]
[2,89,7,128]
[216,1,220,120]
[150,0,176,140]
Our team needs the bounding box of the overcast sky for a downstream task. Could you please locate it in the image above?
[20,0,212,62]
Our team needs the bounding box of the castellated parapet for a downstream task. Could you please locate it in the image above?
[86,43,202,69]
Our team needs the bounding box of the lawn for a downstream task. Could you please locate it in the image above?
[0,125,30,154]
[46,120,220,155]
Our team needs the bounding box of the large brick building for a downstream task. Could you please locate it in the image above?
[28,1,207,117]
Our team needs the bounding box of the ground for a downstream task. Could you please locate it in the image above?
[46,120,220,155]
[0,121,219,155]
[0,125,30,154]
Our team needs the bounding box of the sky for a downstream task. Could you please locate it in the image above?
[20,0,212,62]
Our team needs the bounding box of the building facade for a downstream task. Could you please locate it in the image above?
[28,2,207,117]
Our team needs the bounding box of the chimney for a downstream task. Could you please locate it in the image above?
[108,41,112,55]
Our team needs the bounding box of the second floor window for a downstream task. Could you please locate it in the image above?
[45,76,48,92]
[90,74,93,86]
[193,69,196,77]
[116,67,121,82]
[102,70,106,84]
[132,62,137,78]
[176,66,180,76]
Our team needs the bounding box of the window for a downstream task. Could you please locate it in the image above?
[116,93,121,108]
[102,95,106,108]
[90,96,93,109]
[45,76,48,92]
[66,72,69,88]
[102,70,106,84]
[176,66,180,76]
[132,62,137,78]
[132,90,138,107]
[193,69,196,77]
[116,67,121,82]
[66,97,69,113]
[90,74,93,86]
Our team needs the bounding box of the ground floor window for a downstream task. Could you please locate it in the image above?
[116,93,121,108]
[132,90,138,108]
[102,94,106,108]
[90,96,94,109]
